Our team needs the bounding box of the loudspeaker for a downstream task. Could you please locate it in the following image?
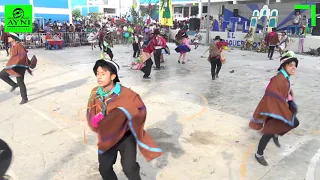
[316,3,320,14]
[311,15,320,36]
[221,5,225,15]
[189,18,200,31]
[233,9,239,17]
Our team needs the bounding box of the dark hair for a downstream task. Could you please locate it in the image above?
[272,27,276,32]
[93,60,117,76]
[154,29,160,34]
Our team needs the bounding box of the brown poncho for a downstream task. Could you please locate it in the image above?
[249,69,299,134]
[86,83,162,161]
[5,42,29,77]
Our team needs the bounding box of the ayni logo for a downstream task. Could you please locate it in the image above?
[4,5,33,33]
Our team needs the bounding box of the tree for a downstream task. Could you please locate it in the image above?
[88,12,104,22]
[129,7,144,26]
[72,9,81,19]
[139,1,159,19]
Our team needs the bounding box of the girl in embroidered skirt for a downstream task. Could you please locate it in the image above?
[175,30,190,64]
[279,31,288,57]
[192,29,201,49]
[249,51,300,166]
[87,29,98,50]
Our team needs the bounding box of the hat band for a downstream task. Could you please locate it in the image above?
[280,57,292,65]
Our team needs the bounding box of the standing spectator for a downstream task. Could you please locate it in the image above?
[0,24,9,56]
[291,11,301,34]
[300,15,308,35]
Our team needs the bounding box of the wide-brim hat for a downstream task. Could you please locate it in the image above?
[281,31,287,35]
[279,51,298,69]
[214,36,221,40]
[7,32,20,41]
[93,59,120,83]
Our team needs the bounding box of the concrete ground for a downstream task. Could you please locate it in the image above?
[0,43,319,180]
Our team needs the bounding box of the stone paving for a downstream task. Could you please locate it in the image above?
[0,43,319,180]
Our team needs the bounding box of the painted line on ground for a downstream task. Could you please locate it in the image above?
[240,144,255,180]
[184,93,208,120]
[306,147,320,180]
[50,101,73,123]
[241,136,312,180]
[14,98,98,178]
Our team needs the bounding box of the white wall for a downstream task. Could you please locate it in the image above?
[172,2,227,20]
[200,2,228,19]
[169,29,319,53]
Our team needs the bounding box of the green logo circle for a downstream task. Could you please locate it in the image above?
[13,8,24,19]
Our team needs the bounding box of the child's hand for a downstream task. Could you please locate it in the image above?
[92,112,104,128]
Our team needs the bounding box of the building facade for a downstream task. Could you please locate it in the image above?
[72,0,131,17]
[0,0,72,23]
[140,0,318,32]
[223,0,317,31]
[139,0,228,20]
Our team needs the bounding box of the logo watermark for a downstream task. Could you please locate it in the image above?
[4,4,33,33]
[294,4,317,27]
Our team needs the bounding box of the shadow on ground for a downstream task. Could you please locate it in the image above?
[28,77,90,102]
[144,112,185,179]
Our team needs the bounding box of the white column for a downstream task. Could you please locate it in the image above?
[137,0,140,12]
[99,6,103,14]
[198,1,202,19]
[233,0,237,4]
[206,0,210,44]
[30,0,34,21]
[189,6,191,17]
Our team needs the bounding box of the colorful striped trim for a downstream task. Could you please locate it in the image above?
[264,91,287,102]
[118,107,162,153]
[98,105,162,154]
[250,116,264,124]
[4,64,29,69]
[260,100,297,127]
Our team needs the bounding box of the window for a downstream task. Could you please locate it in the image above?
[174,7,183,14]
[104,8,116,14]
[191,6,198,16]
[202,6,207,13]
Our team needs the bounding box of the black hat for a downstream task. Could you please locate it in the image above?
[7,32,20,42]
[93,59,120,83]
[278,51,298,70]
[214,36,221,40]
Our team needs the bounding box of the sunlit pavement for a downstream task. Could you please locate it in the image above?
[0,44,319,180]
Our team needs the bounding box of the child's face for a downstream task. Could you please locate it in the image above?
[96,66,116,87]
[284,62,297,76]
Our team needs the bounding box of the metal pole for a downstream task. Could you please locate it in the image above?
[206,0,211,44]
[262,0,269,35]
[119,0,122,17]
